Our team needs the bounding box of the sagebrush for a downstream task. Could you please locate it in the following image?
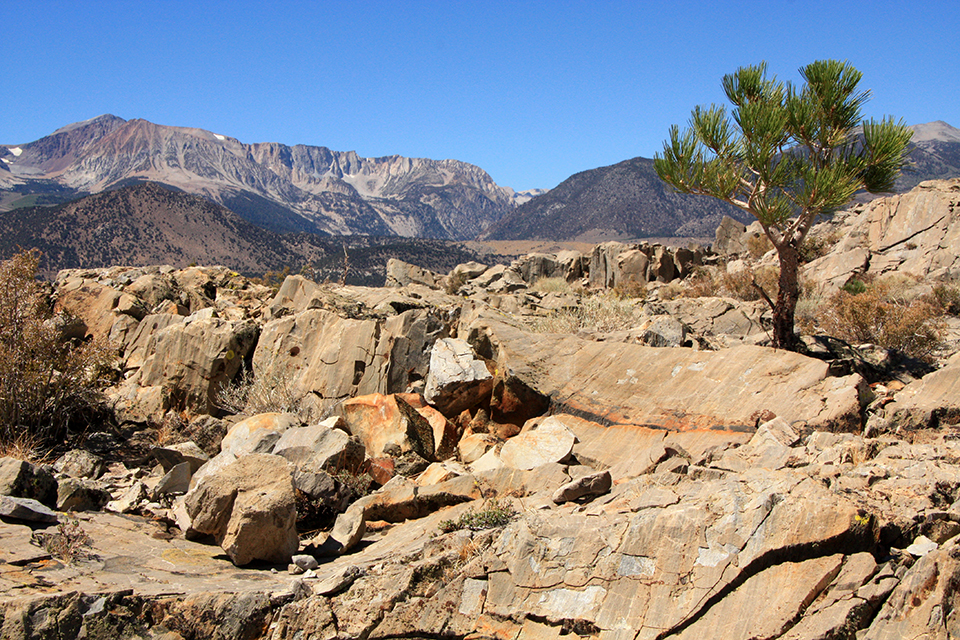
[438,499,517,533]
[817,280,945,360]
[0,250,113,448]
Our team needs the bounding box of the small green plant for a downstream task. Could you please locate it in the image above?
[35,519,92,563]
[334,468,375,497]
[841,278,868,295]
[438,498,517,533]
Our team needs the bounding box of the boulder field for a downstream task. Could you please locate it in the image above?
[3,180,960,638]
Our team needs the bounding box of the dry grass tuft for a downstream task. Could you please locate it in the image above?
[216,363,307,417]
[530,276,577,295]
[526,291,642,334]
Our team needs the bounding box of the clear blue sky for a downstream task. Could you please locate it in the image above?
[3,1,958,191]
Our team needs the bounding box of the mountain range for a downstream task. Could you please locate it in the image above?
[2,117,959,249]
[483,121,960,242]
[0,115,523,240]
[0,182,494,284]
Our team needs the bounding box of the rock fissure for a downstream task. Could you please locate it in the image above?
[655,524,876,639]
[877,215,947,253]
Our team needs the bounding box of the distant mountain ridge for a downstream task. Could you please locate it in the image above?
[480,157,753,242]
[485,121,960,242]
[0,182,493,284]
[0,115,517,240]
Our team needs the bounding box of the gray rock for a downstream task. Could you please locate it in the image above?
[220,412,300,457]
[905,534,938,557]
[0,457,58,507]
[105,481,148,514]
[714,215,748,254]
[153,461,192,497]
[53,450,106,480]
[313,503,366,557]
[640,315,687,347]
[56,478,110,512]
[291,554,319,570]
[499,417,577,470]
[423,338,494,416]
[184,454,299,566]
[272,417,365,473]
[385,259,440,289]
[552,470,612,503]
[0,495,59,523]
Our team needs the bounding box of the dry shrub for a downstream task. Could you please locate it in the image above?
[658,281,685,301]
[795,282,829,335]
[527,291,641,334]
[444,270,469,295]
[679,264,779,302]
[155,412,190,446]
[721,265,779,302]
[928,283,960,315]
[819,281,945,360]
[0,431,54,464]
[216,362,307,417]
[746,233,774,259]
[33,519,92,563]
[679,267,719,298]
[0,250,113,449]
[799,229,841,263]
[611,278,647,300]
[531,276,576,295]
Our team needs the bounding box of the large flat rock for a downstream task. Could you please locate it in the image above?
[0,512,297,599]
[465,311,865,433]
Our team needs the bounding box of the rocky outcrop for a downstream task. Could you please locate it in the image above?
[3,114,516,240]
[589,241,705,289]
[6,193,960,640]
[803,178,960,289]
[125,315,258,414]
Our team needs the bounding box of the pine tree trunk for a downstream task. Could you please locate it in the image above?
[773,244,801,351]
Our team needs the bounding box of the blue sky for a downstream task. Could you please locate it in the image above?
[3,1,958,191]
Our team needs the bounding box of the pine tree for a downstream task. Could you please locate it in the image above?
[654,60,912,350]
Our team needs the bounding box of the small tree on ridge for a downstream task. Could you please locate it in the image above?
[654,60,912,350]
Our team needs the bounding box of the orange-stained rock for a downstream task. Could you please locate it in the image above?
[342,394,435,461]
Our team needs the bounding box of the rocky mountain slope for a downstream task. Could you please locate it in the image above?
[480,156,753,242]
[0,182,494,283]
[0,115,516,239]
[486,121,960,242]
[898,120,960,191]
